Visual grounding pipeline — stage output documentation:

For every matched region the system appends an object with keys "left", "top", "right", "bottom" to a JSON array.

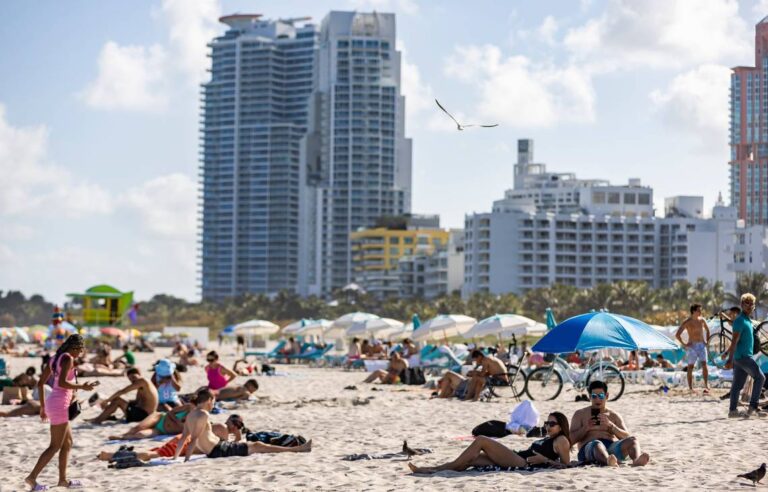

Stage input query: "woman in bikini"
[
  {"left": 205, "top": 351, "right": 236, "bottom": 392},
  {"left": 408, "top": 412, "right": 573, "bottom": 473},
  {"left": 25, "top": 334, "right": 98, "bottom": 491},
  {"left": 107, "top": 402, "right": 194, "bottom": 440}
]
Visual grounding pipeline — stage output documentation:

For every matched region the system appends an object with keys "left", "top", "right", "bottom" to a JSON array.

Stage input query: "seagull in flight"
[{"left": 435, "top": 99, "right": 499, "bottom": 131}]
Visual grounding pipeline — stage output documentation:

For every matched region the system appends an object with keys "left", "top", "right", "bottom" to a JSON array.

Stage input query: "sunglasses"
[
  {"left": 543, "top": 421, "right": 559, "bottom": 427},
  {"left": 590, "top": 393, "right": 607, "bottom": 400}
]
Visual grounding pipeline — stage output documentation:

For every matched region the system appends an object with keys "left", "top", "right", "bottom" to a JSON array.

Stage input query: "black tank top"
[{"left": 517, "top": 436, "right": 559, "bottom": 462}]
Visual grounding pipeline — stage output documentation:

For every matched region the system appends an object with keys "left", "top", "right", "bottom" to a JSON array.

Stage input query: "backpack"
[
  {"left": 401, "top": 367, "right": 426, "bottom": 385},
  {"left": 471, "top": 420, "right": 511, "bottom": 438}
]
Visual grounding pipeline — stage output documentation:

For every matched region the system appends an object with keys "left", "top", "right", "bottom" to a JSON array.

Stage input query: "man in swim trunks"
[
  {"left": 215, "top": 379, "right": 259, "bottom": 401},
  {"left": 570, "top": 380, "right": 650, "bottom": 467},
  {"left": 89, "top": 368, "right": 159, "bottom": 424},
  {"left": 363, "top": 351, "right": 408, "bottom": 384},
  {"left": 675, "top": 303, "right": 711, "bottom": 393},
  {"left": 174, "top": 389, "right": 312, "bottom": 461},
  {"left": 465, "top": 350, "right": 508, "bottom": 401}
]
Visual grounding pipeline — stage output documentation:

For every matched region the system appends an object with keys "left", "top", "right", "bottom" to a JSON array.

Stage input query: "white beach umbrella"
[
  {"left": 346, "top": 318, "right": 403, "bottom": 338},
  {"left": 295, "top": 319, "right": 332, "bottom": 337},
  {"left": 412, "top": 314, "right": 477, "bottom": 342},
  {"left": 378, "top": 322, "right": 415, "bottom": 341},
  {"left": 233, "top": 319, "right": 279, "bottom": 337},
  {"left": 282, "top": 319, "right": 317, "bottom": 335},
  {"left": 463, "top": 314, "right": 538, "bottom": 339},
  {"left": 326, "top": 312, "right": 380, "bottom": 338}
]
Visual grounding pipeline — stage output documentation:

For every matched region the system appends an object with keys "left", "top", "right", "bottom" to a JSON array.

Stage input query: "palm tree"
[{"left": 726, "top": 272, "right": 768, "bottom": 318}]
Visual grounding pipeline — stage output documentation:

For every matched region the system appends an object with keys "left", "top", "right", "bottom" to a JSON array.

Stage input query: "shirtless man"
[
  {"left": 90, "top": 368, "right": 159, "bottom": 424},
  {"left": 675, "top": 303, "right": 711, "bottom": 393},
  {"left": 364, "top": 351, "right": 408, "bottom": 384},
  {"left": 216, "top": 379, "right": 259, "bottom": 401},
  {"left": 173, "top": 389, "right": 311, "bottom": 461},
  {"left": 571, "top": 380, "right": 649, "bottom": 467},
  {"left": 437, "top": 350, "right": 507, "bottom": 401},
  {"left": 402, "top": 339, "right": 417, "bottom": 358}
]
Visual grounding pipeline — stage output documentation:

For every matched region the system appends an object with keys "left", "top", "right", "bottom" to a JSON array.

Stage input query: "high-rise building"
[
  {"left": 200, "top": 15, "right": 318, "bottom": 301},
  {"left": 299, "top": 11, "right": 412, "bottom": 295},
  {"left": 730, "top": 18, "right": 768, "bottom": 225}
]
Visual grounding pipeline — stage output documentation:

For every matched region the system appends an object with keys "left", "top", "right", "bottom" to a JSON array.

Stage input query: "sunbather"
[
  {"left": 89, "top": 368, "right": 159, "bottom": 424},
  {"left": 363, "top": 352, "right": 408, "bottom": 384},
  {"left": 0, "top": 384, "right": 51, "bottom": 418},
  {"left": 570, "top": 380, "right": 649, "bottom": 467},
  {"left": 409, "top": 412, "right": 572, "bottom": 473},
  {"left": 107, "top": 402, "right": 194, "bottom": 440},
  {"left": 216, "top": 379, "right": 259, "bottom": 401},
  {"left": 12, "top": 366, "right": 38, "bottom": 389},
  {"left": 173, "top": 389, "right": 311, "bottom": 461}
]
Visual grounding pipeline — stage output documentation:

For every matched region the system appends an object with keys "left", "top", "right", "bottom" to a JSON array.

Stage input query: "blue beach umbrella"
[
  {"left": 532, "top": 312, "right": 678, "bottom": 354},
  {"left": 412, "top": 314, "right": 421, "bottom": 330},
  {"left": 545, "top": 308, "right": 557, "bottom": 331}
]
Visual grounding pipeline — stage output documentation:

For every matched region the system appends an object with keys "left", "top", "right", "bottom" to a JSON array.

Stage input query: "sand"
[{"left": 1, "top": 347, "right": 765, "bottom": 491}]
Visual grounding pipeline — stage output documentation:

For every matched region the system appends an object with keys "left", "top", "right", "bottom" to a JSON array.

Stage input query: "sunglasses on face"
[
  {"left": 591, "top": 393, "right": 607, "bottom": 400},
  {"left": 543, "top": 421, "right": 559, "bottom": 427}
]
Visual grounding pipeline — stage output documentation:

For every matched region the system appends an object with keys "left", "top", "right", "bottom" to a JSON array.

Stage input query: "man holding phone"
[{"left": 570, "top": 380, "right": 650, "bottom": 467}]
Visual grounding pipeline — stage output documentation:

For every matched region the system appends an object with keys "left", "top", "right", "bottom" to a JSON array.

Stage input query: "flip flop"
[
  {"left": 31, "top": 484, "right": 48, "bottom": 491},
  {"left": 64, "top": 480, "right": 83, "bottom": 489}
]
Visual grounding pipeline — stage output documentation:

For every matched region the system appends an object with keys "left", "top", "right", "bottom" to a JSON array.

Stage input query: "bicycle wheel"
[
  {"left": 525, "top": 367, "right": 563, "bottom": 401},
  {"left": 756, "top": 321, "right": 768, "bottom": 357},
  {"left": 707, "top": 330, "right": 731, "bottom": 360},
  {"left": 487, "top": 365, "right": 527, "bottom": 399},
  {"left": 586, "top": 365, "right": 625, "bottom": 401}
]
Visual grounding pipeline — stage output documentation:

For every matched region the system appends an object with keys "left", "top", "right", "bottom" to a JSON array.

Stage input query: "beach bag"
[
  {"left": 246, "top": 431, "right": 307, "bottom": 447},
  {"left": 472, "top": 420, "right": 511, "bottom": 438},
  {"left": 506, "top": 400, "right": 539, "bottom": 433},
  {"left": 401, "top": 367, "right": 426, "bottom": 385}
]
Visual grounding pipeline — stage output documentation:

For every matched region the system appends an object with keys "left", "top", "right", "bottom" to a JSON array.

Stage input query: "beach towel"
[{"left": 506, "top": 400, "right": 539, "bottom": 433}]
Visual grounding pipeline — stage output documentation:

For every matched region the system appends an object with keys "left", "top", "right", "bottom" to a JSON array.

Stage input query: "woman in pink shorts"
[{"left": 25, "top": 334, "right": 98, "bottom": 491}]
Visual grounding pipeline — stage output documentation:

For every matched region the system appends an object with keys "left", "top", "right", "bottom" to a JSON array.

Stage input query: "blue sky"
[{"left": 0, "top": 0, "right": 765, "bottom": 303}]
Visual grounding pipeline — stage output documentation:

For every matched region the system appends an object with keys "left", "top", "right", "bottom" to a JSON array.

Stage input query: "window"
[
  {"left": 607, "top": 192, "right": 621, "bottom": 204},
  {"left": 593, "top": 191, "right": 606, "bottom": 204},
  {"left": 624, "top": 193, "right": 636, "bottom": 204},
  {"left": 638, "top": 194, "right": 651, "bottom": 205}
]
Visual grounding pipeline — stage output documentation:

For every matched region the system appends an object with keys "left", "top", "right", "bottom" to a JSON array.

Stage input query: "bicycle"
[
  {"left": 484, "top": 364, "right": 527, "bottom": 399},
  {"left": 524, "top": 353, "right": 625, "bottom": 401},
  {"left": 707, "top": 313, "right": 768, "bottom": 362}
]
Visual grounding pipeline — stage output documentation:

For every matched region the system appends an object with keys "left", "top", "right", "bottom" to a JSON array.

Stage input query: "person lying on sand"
[
  {"left": 363, "top": 351, "right": 408, "bottom": 384},
  {"left": 570, "top": 380, "right": 649, "bottom": 467},
  {"left": 183, "top": 379, "right": 259, "bottom": 403},
  {"left": 89, "top": 368, "right": 159, "bottom": 424},
  {"left": 76, "top": 361, "right": 125, "bottom": 377},
  {"left": 173, "top": 390, "right": 311, "bottom": 461},
  {"left": 409, "top": 412, "right": 572, "bottom": 473},
  {"left": 107, "top": 403, "right": 194, "bottom": 440}
]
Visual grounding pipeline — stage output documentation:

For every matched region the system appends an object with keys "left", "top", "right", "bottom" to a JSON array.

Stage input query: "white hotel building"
[{"left": 463, "top": 140, "right": 768, "bottom": 296}]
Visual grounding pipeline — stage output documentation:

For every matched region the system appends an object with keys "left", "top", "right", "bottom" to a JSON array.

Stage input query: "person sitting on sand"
[
  {"left": 437, "top": 350, "right": 507, "bottom": 401},
  {"left": 205, "top": 351, "right": 237, "bottom": 391},
  {"left": 570, "top": 380, "right": 649, "bottom": 467},
  {"left": 173, "top": 389, "right": 312, "bottom": 461},
  {"left": 114, "top": 346, "right": 136, "bottom": 368},
  {"left": 345, "top": 338, "right": 362, "bottom": 369},
  {"left": 89, "top": 344, "right": 114, "bottom": 368},
  {"left": 12, "top": 366, "right": 38, "bottom": 389},
  {"left": 409, "top": 412, "right": 572, "bottom": 473},
  {"left": 402, "top": 338, "right": 417, "bottom": 358},
  {"left": 363, "top": 351, "right": 408, "bottom": 384},
  {"left": 152, "top": 360, "right": 182, "bottom": 411},
  {"left": 0, "top": 383, "right": 52, "bottom": 418},
  {"left": 107, "top": 402, "right": 194, "bottom": 440},
  {"left": 233, "top": 359, "right": 256, "bottom": 376},
  {"left": 370, "top": 340, "right": 386, "bottom": 359},
  {"left": 89, "top": 368, "right": 159, "bottom": 424}
]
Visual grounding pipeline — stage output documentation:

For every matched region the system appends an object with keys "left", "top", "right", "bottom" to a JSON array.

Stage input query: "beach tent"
[
  {"left": 532, "top": 312, "right": 678, "bottom": 354},
  {"left": 463, "top": 314, "right": 538, "bottom": 339},
  {"left": 412, "top": 314, "right": 477, "bottom": 342}
]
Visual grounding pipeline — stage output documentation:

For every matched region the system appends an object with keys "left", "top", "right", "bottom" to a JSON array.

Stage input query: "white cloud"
[
  {"left": 444, "top": 44, "right": 595, "bottom": 128},
  {"left": 0, "top": 104, "right": 112, "bottom": 218},
  {"left": 158, "top": 0, "right": 221, "bottom": 78},
  {"left": 565, "top": 0, "right": 750, "bottom": 70},
  {"left": 347, "top": 0, "right": 419, "bottom": 15},
  {"left": 81, "top": 41, "right": 168, "bottom": 111},
  {"left": 537, "top": 16, "right": 559, "bottom": 45},
  {"left": 649, "top": 64, "right": 731, "bottom": 148},
  {"left": 397, "top": 40, "right": 434, "bottom": 124},
  {"left": 121, "top": 173, "right": 197, "bottom": 240},
  {"left": 754, "top": 0, "right": 768, "bottom": 20}
]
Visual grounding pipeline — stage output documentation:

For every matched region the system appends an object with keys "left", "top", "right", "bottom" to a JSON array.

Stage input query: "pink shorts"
[{"left": 46, "top": 391, "right": 72, "bottom": 425}]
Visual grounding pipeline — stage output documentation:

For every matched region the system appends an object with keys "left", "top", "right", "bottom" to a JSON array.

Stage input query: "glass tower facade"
[
  {"left": 730, "top": 18, "right": 768, "bottom": 225},
  {"left": 200, "top": 15, "right": 318, "bottom": 300},
  {"left": 299, "top": 11, "right": 412, "bottom": 295}
]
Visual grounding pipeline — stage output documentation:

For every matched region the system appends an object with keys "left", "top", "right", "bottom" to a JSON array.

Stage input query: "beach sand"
[{"left": 1, "top": 348, "right": 764, "bottom": 491}]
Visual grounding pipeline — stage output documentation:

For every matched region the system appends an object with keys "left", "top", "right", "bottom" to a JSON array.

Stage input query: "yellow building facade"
[{"left": 350, "top": 228, "right": 450, "bottom": 278}]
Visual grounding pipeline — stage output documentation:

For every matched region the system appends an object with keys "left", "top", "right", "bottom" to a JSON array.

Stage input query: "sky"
[{"left": 1, "top": 0, "right": 767, "bottom": 303}]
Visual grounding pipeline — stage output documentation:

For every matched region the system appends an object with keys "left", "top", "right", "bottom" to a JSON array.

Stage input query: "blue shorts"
[
  {"left": 686, "top": 342, "right": 707, "bottom": 366},
  {"left": 578, "top": 438, "right": 628, "bottom": 463}
]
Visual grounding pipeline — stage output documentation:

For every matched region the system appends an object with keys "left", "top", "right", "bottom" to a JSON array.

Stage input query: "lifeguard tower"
[{"left": 67, "top": 285, "right": 134, "bottom": 326}]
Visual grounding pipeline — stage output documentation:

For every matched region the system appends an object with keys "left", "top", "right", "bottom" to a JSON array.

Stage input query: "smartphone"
[
  {"left": 91, "top": 380, "right": 101, "bottom": 387},
  {"left": 591, "top": 408, "right": 600, "bottom": 424}
]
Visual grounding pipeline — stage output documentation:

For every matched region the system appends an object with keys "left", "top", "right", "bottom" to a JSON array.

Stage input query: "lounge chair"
[
  {"left": 0, "top": 358, "right": 6, "bottom": 377},
  {"left": 293, "top": 344, "right": 334, "bottom": 365},
  {"left": 245, "top": 340, "right": 286, "bottom": 360}
]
